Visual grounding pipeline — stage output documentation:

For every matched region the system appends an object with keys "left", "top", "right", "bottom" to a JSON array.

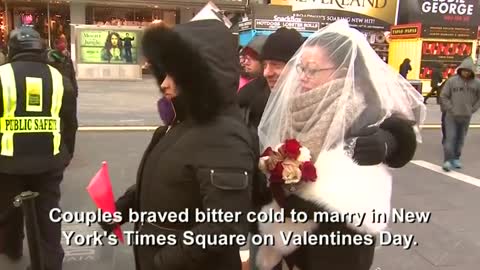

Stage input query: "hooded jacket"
[
  {"left": 115, "top": 20, "right": 256, "bottom": 270},
  {"left": 440, "top": 58, "right": 480, "bottom": 116}
]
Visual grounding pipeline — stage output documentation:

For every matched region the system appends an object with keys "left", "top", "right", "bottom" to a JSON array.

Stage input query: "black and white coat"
[{"left": 254, "top": 117, "right": 417, "bottom": 270}]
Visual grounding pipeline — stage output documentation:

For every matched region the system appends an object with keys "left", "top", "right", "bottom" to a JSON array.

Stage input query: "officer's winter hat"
[
  {"left": 8, "top": 27, "right": 45, "bottom": 58},
  {"left": 261, "top": 27, "right": 305, "bottom": 63}
]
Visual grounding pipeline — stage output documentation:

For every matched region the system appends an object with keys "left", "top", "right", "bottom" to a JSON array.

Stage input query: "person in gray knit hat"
[
  {"left": 239, "top": 35, "right": 268, "bottom": 89},
  {"left": 238, "top": 35, "right": 269, "bottom": 114}
]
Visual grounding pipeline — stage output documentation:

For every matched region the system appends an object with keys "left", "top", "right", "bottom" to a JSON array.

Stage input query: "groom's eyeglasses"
[{"left": 296, "top": 64, "right": 335, "bottom": 78}]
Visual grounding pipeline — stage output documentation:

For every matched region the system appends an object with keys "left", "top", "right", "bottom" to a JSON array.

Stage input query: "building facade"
[{"left": 0, "top": 0, "right": 248, "bottom": 50}]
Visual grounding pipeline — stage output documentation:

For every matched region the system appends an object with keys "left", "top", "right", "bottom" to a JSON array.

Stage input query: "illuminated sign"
[
  {"left": 398, "top": 0, "right": 479, "bottom": 27},
  {"left": 270, "top": 0, "right": 398, "bottom": 30},
  {"left": 390, "top": 24, "right": 421, "bottom": 38},
  {"left": 78, "top": 29, "right": 140, "bottom": 64},
  {"left": 421, "top": 41, "right": 472, "bottom": 60},
  {"left": 419, "top": 41, "right": 473, "bottom": 79}
]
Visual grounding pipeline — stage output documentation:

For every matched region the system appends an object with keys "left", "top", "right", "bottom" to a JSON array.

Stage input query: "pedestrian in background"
[
  {"left": 47, "top": 38, "right": 78, "bottom": 97},
  {"left": 440, "top": 57, "right": 480, "bottom": 171},
  {"left": 424, "top": 62, "right": 444, "bottom": 104},
  {"left": 237, "top": 35, "right": 268, "bottom": 124},
  {"left": 399, "top": 58, "right": 412, "bottom": 79}
]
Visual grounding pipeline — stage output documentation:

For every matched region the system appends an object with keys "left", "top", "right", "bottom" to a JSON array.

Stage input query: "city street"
[
  {"left": 1, "top": 78, "right": 480, "bottom": 270},
  {"left": 75, "top": 76, "right": 480, "bottom": 127}
]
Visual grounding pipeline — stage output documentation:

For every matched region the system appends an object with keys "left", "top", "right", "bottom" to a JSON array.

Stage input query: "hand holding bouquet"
[{"left": 259, "top": 139, "right": 318, "bottom": 198}]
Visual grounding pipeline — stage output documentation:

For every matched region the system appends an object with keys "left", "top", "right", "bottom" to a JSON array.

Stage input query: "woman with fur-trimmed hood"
[
  {"left": 106, "top": 20, "right": 256, "bottom": 270},
  {"left": 255, "top": 20, "right": 426, "bottom": 270}
]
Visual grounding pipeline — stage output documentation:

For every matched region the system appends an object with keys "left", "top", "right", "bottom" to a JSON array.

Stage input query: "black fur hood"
[{"left": 142, "top": 20, "right": 240, "bottom": 123}]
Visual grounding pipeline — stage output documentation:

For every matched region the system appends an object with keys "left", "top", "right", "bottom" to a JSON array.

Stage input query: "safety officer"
[{"left": 0, "top": 27, "right": 77, "bottom": 270}]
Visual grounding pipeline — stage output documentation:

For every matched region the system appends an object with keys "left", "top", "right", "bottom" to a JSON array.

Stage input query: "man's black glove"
[{"left": 351, "top": 126, "right": 397, "bottom": 166}]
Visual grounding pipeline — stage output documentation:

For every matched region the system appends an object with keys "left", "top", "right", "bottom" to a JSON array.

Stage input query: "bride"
[{"left": 255, "top": 20, "right": 426, "bottom": 270}]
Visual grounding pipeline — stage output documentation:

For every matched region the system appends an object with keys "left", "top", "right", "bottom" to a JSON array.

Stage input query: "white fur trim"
[
  {"left": 255, "top": 147, "right": 392, "bottom": 268},
  {"left": 256, "top": 201, "right": 317, "bottom": 269},
  {"left": 297, "top": 146, "right": 392, "bottom": 234},
  {"left": 258, "top": 201, "right": 317, "bottom": 255},
  {"left": 256, "top": 245, "right": 283, "bottom": 270}
]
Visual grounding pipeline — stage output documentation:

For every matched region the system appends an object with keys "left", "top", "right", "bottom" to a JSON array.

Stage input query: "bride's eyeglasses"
[{"left": 296, "top": 64, "right": 335, "bottom": 78}]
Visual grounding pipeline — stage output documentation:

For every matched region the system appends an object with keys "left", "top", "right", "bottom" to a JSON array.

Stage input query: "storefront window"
[
  {"left": 86, "top": 6, "right": 179, "bottom": 27},
  {"left": 4, "top": 1, "right": 70, "bottom": 49},
  {"left": 0, "top": 1, "right": 6, "bottom": 50},
  {"left": 49, "top": 4, "right": 70, "bottom": 43}
]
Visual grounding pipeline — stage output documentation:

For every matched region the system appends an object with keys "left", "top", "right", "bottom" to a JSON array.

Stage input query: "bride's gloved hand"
[{"left": 350, "top": 126, "right": 397, "bottom": 166}]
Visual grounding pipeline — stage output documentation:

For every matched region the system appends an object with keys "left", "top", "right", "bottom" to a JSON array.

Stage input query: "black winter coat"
[
  {"left": 431, "top": 68, "right": 444, "bottom": 89},
  {"left": 116, "top": 20, "right": 257, "bottom": 270},
  {"left": 117, "top": 111, "right": 255, "bottom": 270},
  {"left": 237, "top": 77, "right": 270, "bottom": 128}
]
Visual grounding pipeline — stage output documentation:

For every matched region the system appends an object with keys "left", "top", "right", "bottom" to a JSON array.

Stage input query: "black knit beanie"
[{"left": 261, "top": 27, "right": 305, "bottom": 63}]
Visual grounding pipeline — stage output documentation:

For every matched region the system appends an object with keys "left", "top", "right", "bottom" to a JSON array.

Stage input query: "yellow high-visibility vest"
[{"left": 0, "top": 64, "right": 64, "bottom": 156}]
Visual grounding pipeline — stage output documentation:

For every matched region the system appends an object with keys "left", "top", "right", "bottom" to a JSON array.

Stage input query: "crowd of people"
[
  {"left": 102, "top": 18, "right": 424, "bottom": 270},
  {"left": 1, "top": 11, "right": 478, "bottom": 270}
]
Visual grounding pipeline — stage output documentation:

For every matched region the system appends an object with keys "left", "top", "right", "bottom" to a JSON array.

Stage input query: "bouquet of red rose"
[{"left": 259, "top": 139, "right": 318, "bottom": 206}]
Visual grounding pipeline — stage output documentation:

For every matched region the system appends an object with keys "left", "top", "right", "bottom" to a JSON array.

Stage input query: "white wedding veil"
[{"left": 257, "top": 20, "right": 426, "bottom": 159}]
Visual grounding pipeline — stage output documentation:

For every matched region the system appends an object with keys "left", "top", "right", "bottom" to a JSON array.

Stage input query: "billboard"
[
  {"left": 421, "top": 25, "right": 477, "bottom": 39},
  {"left": 398, "top": 0, "right": 479, "bottom": 27},
  {"left": 241, "top": 5, "right": 321, "bottom": 32},
  {"left": 270, "top": 0, "right": 398, "bottom": 30},
  {"left": 78, "top": 29, "right": 139, "bottom": 64},
  {"left": 419, "top": 41, "right": 473, "bottom": 79},
  {"left": 398, "top": 0, "right": 480, "bottom": 39}
]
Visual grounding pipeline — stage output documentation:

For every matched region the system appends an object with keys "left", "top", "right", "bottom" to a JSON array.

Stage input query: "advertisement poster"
[
  {"left": 421, "top": 25, "right": 477, "bottom": 39},
  {"left": 398, "top": 0, "right": 480, "bottom": 39},
  {"left": 79, "top": 29, "right": 139, "bottom": 64},
  {"left": 398, "top": 0, "right": 479, "bottom": 26},
  {"left": 270, "top": 0, "right": 398, "bottom": 30},
  {"left": 247, "top": 4, "right": 320, "bottom": 32},
  {"left": 419, "top": 41, "right": 473, "bottom": 79},
  {"left": 254, "top": 16, "right": 320, "bottom": 32}
]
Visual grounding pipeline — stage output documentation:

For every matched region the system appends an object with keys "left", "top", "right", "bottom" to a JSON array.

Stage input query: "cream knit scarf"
[{"left": 282, "top": 78, "right": 366, "bottom": 159}]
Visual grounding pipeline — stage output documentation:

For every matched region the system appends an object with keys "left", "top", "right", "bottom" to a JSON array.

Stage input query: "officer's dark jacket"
[
  {"left": 115, "top": 20, "right": 256, "bottom": 270},
  {"left": 0, "top": 52, "right": 77, "bottom": 174}
]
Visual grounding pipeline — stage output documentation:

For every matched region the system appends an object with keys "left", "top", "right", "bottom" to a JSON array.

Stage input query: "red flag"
[{"left": 87, "top": 161, "right": 124, "bottom": 243}]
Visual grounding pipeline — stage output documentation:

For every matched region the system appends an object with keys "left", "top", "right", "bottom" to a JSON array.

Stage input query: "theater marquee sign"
[{"left": 270, "top": 0, "right": 398, "bottom": 30}]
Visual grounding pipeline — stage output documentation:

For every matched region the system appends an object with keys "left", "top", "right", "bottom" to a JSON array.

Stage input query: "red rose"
[
  {"left": 269, "top": 162, "right": 284, "bottom": 183},
  {"left": 283, "top": 139, "right": 301, "bottom": 159},
  {"left": 261, "top": 147, "right": 274, "bottom": 157},
  {"left": 301, "top": 161, "right": 317, "bottom": 181}
]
